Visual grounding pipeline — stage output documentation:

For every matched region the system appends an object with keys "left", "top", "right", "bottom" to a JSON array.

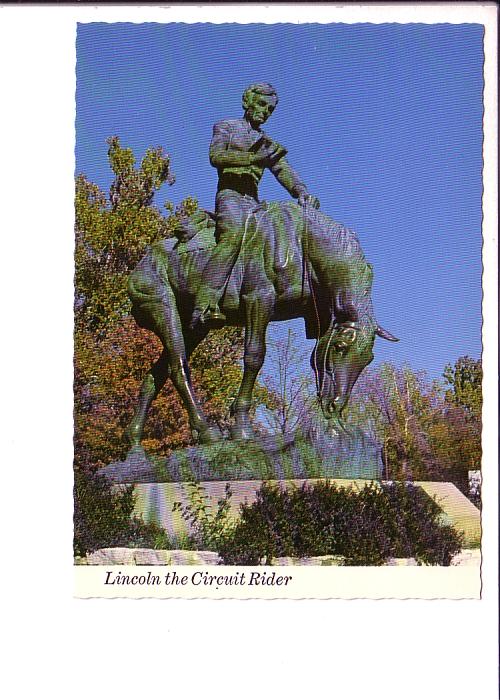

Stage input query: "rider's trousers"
[{"left": 198, "top": 189, "right": 259, "bottom": 299}]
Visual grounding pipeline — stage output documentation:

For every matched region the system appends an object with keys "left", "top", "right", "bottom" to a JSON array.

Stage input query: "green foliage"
[
  {"left": 443, "top": 356, "right": 482, "bottom": 419},
  {"left": 74, "top": 469, "right": 172, "bottom": 556},
  {"left": 191, "top": 481, "right": 463, "bottom": 566},
  {"left": 347, "top": 361, "right": 482, "bottom": 492},
  {"left": 107, "top": 136, "right": 175, "bottom": 210},
  {"left": 75, "top": 138, "right": 178, "bottom": 333},
  {"left": 173, "top": 482, "right": 237, "bottom": 552}
]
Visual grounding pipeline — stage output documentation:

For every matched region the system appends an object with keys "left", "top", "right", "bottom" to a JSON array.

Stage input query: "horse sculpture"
[{"left": 126, "top": 201, "right": 397, "bottom": 447}]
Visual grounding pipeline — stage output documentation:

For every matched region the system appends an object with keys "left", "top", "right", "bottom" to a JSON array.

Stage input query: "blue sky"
[{"left": 76, "top": 22, "right": 484, "bottom": 380}]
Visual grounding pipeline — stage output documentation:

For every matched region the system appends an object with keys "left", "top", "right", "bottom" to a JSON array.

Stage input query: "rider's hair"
[{"left": 242, "top": 82, "right": 279, "bottom": 110}]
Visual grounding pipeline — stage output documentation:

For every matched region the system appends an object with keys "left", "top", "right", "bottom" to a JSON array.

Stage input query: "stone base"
[
  {"left": 76, "top": 547, "right": 480, "bottom": 567},
  {"left": 417, "top": 482, "right": 481, "bottom": 548},
  {"left": 129, "top": 478, "right": 481, "bottom": 550},
  {"left": 80, "top": 548, "right": 219, "bottom": 566},
  {"left": 98, "top": 426, "right": 383, "bottom": 484}
]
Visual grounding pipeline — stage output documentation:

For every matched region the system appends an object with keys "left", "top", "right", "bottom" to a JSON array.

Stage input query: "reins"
[
  {"left": 301, "top": 205, "right": 362, "bottom": 401},
  {"left": 301, "top": 203, "right": 323, "bottom": 396}
]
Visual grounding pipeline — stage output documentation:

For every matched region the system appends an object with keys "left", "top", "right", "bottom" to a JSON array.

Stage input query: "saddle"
[{"left": 171, "top": 201, "right": 304, "bottom": 303}]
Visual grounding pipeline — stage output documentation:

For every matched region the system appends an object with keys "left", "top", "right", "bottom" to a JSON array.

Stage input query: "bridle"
[{"left": 301, "top": 203, "right": 363, "bottom": 398}]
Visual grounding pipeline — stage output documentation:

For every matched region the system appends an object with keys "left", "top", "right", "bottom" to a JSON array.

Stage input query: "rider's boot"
[{"left": 191, "top": 288, "right": 227, "bottom": 329}]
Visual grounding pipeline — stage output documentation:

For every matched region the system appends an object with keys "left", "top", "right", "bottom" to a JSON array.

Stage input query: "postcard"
[
  {"left": 2, "top": 4, "right": 498, "bottom": 698},
  {"left": 67, "top": 5, "right": 499, "bottom": 602}
]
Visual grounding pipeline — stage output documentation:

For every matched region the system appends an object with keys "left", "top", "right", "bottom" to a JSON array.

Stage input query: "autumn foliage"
[
  {"left": 346, "top": 358, "right": 482, "bottom": 494},
  {"left": 74, "top": 137, "right": 245, "bottom": 470},
  {"left": 74, "top": 138, "right": 482, "bottom": 495}
]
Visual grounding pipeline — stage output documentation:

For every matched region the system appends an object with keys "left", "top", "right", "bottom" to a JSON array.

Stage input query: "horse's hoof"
[
  {"left": 125, "top": 424, "right": 143, "bottom": 447},
  {"left": 127, "top": 445, "right": 148, "bottom": 461},
  {"left": 197, "top": 425, "right": 224, "bottom": 444}
]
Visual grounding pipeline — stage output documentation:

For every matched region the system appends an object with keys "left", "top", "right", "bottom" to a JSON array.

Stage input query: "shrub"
[
  {"left": 74, "top": 469, "right": 173, "bottom": 556},
  {"left": 209, "top": 481, "right": 464, "bottom": 566},
  {"left": 173, "top": 482, "right": 237, "bottom": 553}
]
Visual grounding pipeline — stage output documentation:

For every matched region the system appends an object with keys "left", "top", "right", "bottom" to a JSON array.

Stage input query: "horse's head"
[{"left": 313, "top": 320, "right": 398, "bottom": 420}]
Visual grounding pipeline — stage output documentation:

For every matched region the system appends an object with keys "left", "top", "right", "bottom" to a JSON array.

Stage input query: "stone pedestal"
[
  {"left": 97, "top": 432, "right": 480, "bottom": 551},
  {"left": 98, "top": 426, "right": 383, "bottom": 484},
  {"left": 417, "top": 481, "right": 481, "bottom": 548},
  {"left": 125, "top": 478, "right": 480, "bottom": 549}
]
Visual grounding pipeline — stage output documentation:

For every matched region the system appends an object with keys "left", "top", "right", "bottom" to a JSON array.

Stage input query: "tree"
[
  {"left": 438, "top": 356, "right": 482, "bottom": 492},
  {"left": 74, "top": 137, "right": 246, "bottom": 468},
  {"left": 348, "top": 364, "right": 444, "bottom": 481},
  {"left": 347, "top": 359, "right": 482, "bottom": 494},
  {"left": 256, "top": 327, "right": 315, "bottom": 436},
  {"left": 75, "top": 136, "right": 180, "bottom": 333},
  {"left": 443, "top": 356, "right": 482, "bottom": 419}
]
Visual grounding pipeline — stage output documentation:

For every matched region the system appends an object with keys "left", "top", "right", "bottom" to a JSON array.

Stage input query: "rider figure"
[{"left": 191, "top": 82, "right": 320, "bottom": 328}]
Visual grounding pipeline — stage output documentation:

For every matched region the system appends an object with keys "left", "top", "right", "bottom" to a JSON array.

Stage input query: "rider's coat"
[
  {"left": 202, "top": 118, "right": 309, "bottom": 293},
  {"left": 210, "top": 118, "right": 307, "bottom": 200}
]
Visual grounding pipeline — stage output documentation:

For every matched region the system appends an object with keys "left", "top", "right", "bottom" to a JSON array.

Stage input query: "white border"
[{"left": 1, "top": 4, "right": 497, "bottom": 699}]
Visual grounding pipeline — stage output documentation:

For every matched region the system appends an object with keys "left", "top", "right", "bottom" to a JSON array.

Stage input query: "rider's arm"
[
  {"left": 270, "top": 153, "right": 320, "bottom": 208},
  {"left": 209, "top": 122, "right": 255, "bottom": 169},
  {"left": 269, "top": 157, "right": 308, "bottom": 199}
]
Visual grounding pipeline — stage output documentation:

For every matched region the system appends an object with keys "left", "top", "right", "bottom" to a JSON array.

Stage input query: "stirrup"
[
  {"left": 204, "top": 304, "right": 226, "bottom": 327},
  {"left": 191, "top": 303, "right": 226, "bottom": 329}
]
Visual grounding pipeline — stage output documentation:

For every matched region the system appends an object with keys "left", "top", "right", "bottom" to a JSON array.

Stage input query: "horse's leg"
[
  {"left": 126, "top": 349, "right": 170, "bottom": 448},
  {"left": 130, "top": 299, "right": 222, "bottom": 446},
  {"left": 162, "top": 315, "right": 223, "bottom": 445},
  {"left": 125, "top": 326, "right": 212, "bottom": 448},
  {"left": 231, "top": 290, "right": 274, "bottom": 440}
]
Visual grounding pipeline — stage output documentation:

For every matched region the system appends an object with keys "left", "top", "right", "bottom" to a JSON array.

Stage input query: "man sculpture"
[{"left": 191, "top": 82, "right": 320, "bottom": 327}]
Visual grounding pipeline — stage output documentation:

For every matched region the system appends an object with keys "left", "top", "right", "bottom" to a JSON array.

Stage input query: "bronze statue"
[
  {"left": 126, "top": 83, "right": 398, "bottom": 447},
  {"left": 191, "top": 82, "right": 320, "bottom": 327}
]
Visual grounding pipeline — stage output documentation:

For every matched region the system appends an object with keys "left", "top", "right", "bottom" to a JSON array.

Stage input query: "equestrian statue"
[{"left": 126, "top": 82, "right": 398, "bottom": 447}]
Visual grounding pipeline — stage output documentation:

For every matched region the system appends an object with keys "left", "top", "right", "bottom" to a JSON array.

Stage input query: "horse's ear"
[{"left": 376, "top": 325, "right": 399, "bottom": 342}]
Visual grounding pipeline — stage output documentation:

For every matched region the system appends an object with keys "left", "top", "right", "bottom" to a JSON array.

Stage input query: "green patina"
[{"left": 123, "top": 82, "right": 397, "bottom": 459}]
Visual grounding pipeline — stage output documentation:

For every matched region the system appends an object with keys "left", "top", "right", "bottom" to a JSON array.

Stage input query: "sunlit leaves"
[
  {"left": 443, "top": 356, "right": 482, "bottom": 420},
  {"left": 74, "top": 138, "right": 247, "bottom": 468},
  {"left": 347, "top": 361, "right": 482, "bottom": 491}
]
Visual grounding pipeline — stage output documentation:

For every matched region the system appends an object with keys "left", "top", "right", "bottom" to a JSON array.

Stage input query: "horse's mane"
[
  {"left": 303, "top": 205, "right": 367, "bottom": 268},
  {"left": 299, "top": 205, "right": 377, "bottom": 334}
]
